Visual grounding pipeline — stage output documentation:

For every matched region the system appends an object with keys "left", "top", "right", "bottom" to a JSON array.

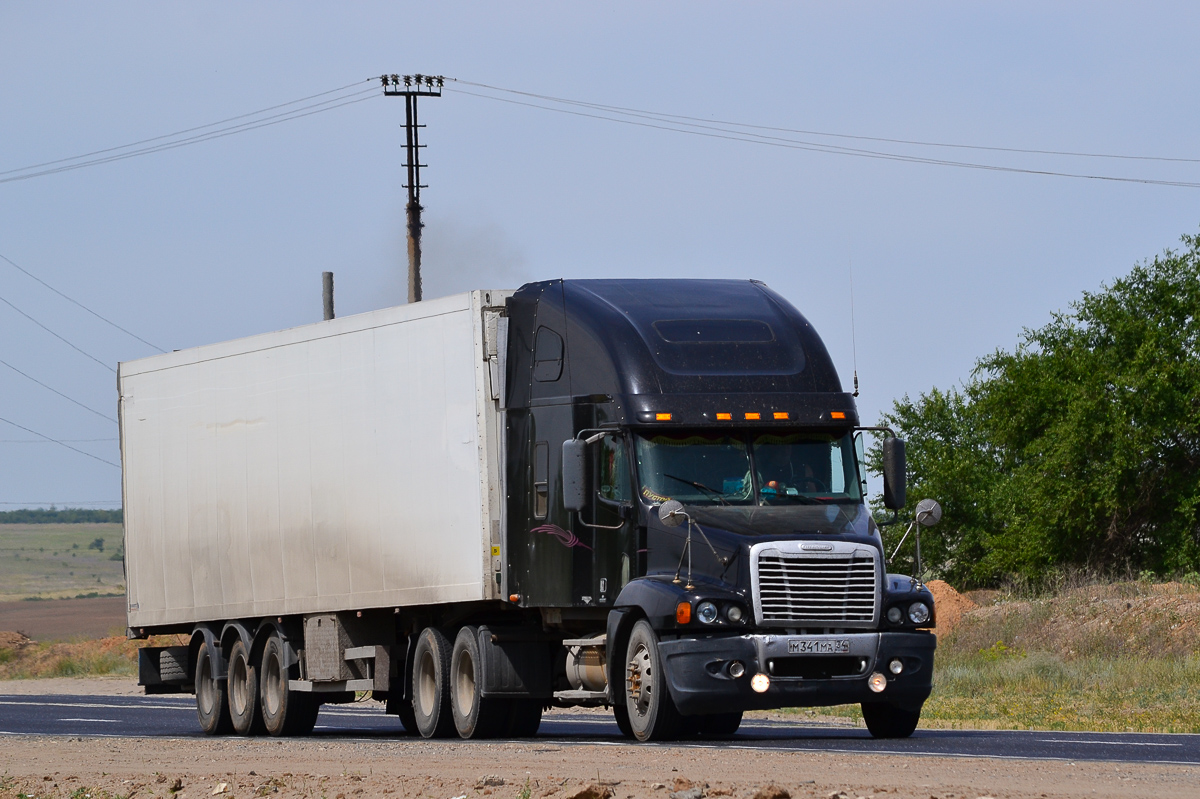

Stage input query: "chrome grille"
[{"left": 754, "top": 546, "right": 879, "bottom": 627}]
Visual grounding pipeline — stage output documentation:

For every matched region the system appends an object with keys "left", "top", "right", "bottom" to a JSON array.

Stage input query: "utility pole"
[{"left": 382, "top": 74, "right": 443, "bottom": 303}]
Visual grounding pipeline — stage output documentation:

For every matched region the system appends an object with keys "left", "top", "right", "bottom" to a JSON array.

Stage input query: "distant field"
[{"left": 0, "top": 523, "right": 125, "bottom": 601}]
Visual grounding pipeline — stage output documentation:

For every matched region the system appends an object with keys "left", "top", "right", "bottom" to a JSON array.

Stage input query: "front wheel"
[
  {"left": 861, "top": 702, "right": 922, "bottom": 738},
  {"left": 623, "top": 620, "right": 682, "bottom": 741}
]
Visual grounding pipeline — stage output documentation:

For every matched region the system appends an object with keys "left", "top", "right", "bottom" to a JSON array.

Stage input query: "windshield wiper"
[
  {"left": 759, "top": 490, "right": 827, "bottom": 505},
  {"left": 663, "top": 474, "right": 731, "bottom": 506}
]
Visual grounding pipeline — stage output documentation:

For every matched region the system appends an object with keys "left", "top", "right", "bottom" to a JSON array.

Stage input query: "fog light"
[
  {"left": 889, "top": 658, "right": 904, "bottom": 675},
  {"left": 727, "top": 660, "right": 746, "bottom": 679},
  {"left": 751, "top": 673, "right": 770, "bottom": 693},
  {"left": 726, "top": 605, "right": 744, "bottom": 623},
  {"left": 697, "top": 601, "right": 718, "bottom": 624},
  {"left": 868, "top": 672, "right": 888, "bottom": 693},
  {"left": 908, "top": 602, "right": 931, "bottom": 624},
  {"left": 887, "top": 607, "right": 903, "bottom": 624}
]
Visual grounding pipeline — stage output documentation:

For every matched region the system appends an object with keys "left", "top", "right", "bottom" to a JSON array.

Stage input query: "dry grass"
[
  {"left": 0, "top": 632, "right": 186, "bottom": 680},
  {"left": 813, "top": 579, "right": 1200, "bottom": 733}
]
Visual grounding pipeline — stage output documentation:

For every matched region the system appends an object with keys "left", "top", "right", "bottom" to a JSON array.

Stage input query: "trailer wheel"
[
  {"left": 623, "top": 620, "right": 682, "bottom": 741},
  {"left": 696, "top": 711, "right": 742, "bottom": 738},
  {"left": 450, "top": 626, "right": 506, "bottom": 738},
  {"left": 195, "top": 640, "right": 232, "bottom": 735},
  {"left": 861, "top": 702, "right": 922, "bottom": 738},
  {"left": 228, "top": 638, "right": 264, "bottom": 735},
  {"left": 504, "top": 699, "right": 543, "bottom": 737},
  {"left": 412, "top": 627, "right": 455, "bottom": 738},
  {"left": 259, "top": 634, "right": 318, "bottom": 736}
]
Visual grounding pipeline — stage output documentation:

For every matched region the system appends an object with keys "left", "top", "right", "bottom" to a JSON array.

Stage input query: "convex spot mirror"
[
  {"left": 915, "top": 498, "right": 942, "bottom": 527},
  {"left": 562, "top": 439, "right": 586, "bottom": 511},
  {"left": 658, "top": 499, "right": 686, "bottom": 527},
  {"left": 881, "top": 437, "right": 907, "bottom": 510}
]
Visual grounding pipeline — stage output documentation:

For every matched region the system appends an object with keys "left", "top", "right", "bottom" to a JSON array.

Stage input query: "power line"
[
  {"left": 0, "top": 501, "right": 121, "bottom": 505},
  {"left": 0, "top": 251, "right": 163, "bottom": 352},
  {"left": 0, "top": 292, "right": 115, "bottom": 373},
  {"left": 0, "top": 358, "right": 117, "bottom": 423},
  {"left": 0, "top": 415, "right": 120, "bottom": 468},
  {"left": 0, "top": 87, "right": 379, "bottom": 185},
  {"left": 0, "top": 438, "right": 117, "bottom": 443},
  {"left": 453, "top": 78, "right": 1200, "bottom": 165},
  {"left": 0, "top": 79, "right": 376, "bottom": 178},
  {"left": 447, "top": 81, "right": 1200, "bottom": 189}
]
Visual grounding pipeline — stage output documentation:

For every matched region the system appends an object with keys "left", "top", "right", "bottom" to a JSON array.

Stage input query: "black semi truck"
[{"left": 123, "top": 278, "right": 936, "bottom": 741}]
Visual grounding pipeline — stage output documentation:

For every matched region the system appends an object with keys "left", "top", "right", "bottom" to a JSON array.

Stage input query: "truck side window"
[
  {"left": 532, "top": 327, "right": 564, "bottom": 382},
  {"left": 533, "top": 441, "right": 549, "bottom": 519},
  {"left": 598, "top": 434, "right": 630, "bottom": 502}
]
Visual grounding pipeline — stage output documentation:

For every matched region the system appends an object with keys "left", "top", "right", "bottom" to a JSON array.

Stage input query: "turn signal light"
[
  {"left": 509, "top": 594, "right": 520, "bottom": 603},
  {"left": 676, "top": 601, "right": 692, "bottom": 624},
  {"left": 655, "top": 412, "right": 672, "bottom": 421},
  {"left": 744, "top": 412, "right": 761, "bottom": 420}
]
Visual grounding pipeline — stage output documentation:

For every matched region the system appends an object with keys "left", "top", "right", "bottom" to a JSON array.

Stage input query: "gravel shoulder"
[{"left": 1, "top": 734, "right": 1196, "bottom": 799}]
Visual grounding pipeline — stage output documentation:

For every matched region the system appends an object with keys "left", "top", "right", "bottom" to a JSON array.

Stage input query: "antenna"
[{"left": 849, "top": 248, "right": 859, "bottom": 397}]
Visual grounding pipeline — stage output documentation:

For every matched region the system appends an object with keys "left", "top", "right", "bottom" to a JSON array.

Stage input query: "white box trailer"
[{"left": 120, "top": 290, "right": 512, "bottom": 631}]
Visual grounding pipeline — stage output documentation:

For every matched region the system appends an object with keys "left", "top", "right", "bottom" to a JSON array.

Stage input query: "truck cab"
[{"left": 502, "top": 278, "right": 935, "bottom": 740}]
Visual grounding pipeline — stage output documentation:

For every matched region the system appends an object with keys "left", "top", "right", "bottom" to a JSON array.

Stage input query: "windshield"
[{"left": 636, "top": 430, "right": 863, "bottom": 507}]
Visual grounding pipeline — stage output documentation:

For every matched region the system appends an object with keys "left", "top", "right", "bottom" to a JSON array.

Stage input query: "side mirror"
[
  {"left": 562, "top": 439, "right": 586, "bottom": 511},
  {"left": 882, "top": 437, "right": 907, "bottom": 510},
  {"left": 658, "top": 499, "right": 686, "bottom": 528},
  {"left": 915, "top": 498, "right": 942, "bottom": 527}
]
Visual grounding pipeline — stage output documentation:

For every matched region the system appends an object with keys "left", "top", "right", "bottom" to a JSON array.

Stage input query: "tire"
[
  {"left": 195, "top": 640, "right": 232, "bottom": 735},
  {"left": 385, "top": 695, "right": 419, "bottom": 736},
  {"left": 696, "top": 711, "right": 742, "bottom": 738},
  {"left": 861, "top": 702, "right": 922, "bottom": 739},
  {"left": 259, "top": 633, "right": 318, "bottom": 737},
  {"left": 504, "top": 699, "right": 543, "bottom": 737},
  {"left": 228, "top": 638, "right": 264, "bottom": 736},
  {"left": 623, "top": 619, "right": 682, "bottom": 742},
  {"left": 612, "top": 702, "right": 634, "bottom": 739},
  {"left": 450, "top": 626, "right": 506, "bottom": 739},
  {"left": 412, "top": 627, "right": 455, "bottom": 738}
]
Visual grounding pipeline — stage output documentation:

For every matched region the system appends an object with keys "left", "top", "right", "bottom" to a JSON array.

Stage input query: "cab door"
[{"left": 581, "top": 432, "right": 638, "bottom": 605}]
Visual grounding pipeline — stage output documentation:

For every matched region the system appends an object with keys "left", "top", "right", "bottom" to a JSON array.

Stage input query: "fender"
[
  {"left": 252, "top": 618, "right": 302, "bottom": 672},
  {"left": 220, "top": 620, "right": 254, "bottom": 659},
  {"left": 189, "top": 624, "right": 225, "bottom": 680}
]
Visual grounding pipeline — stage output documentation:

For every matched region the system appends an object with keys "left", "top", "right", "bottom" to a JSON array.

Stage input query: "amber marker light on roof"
[
  {"left": 655, "top": 412, "right": 672, "bottom": 421},
  {"left": 744, "top": 412, "right": 761, "bottom": 420},
  {"left": 773, "top": 412, "right": 789, "bottom": 420},
  {"left": 716, "top": 412, "right": 732, "bottom": 421},
  {"left": 830, "top": 411, "right": 846, "bottom": 420}
]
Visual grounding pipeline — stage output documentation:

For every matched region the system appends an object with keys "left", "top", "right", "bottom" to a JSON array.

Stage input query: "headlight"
[
  {"left": 886, "top": 607, "right": 903, "bottom": 624},
  {"left": 908, "top": 602, "right": 931, "bottom": 624},
  {"left": 725, "top": 604, "right": 744, "bottom": 624},
  {"left": 696, "top": 601, "right": 719, "bottom": 624}
]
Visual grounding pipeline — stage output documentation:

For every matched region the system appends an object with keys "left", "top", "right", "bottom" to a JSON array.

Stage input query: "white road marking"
[
  {"left": 0, "top": 700, "right": 186, "bottom": 711},
  {"left": 58, "top": 718, "right": 121, "bottom": 723},
  {"left": 1037, "top": 739, "right": 1182, "bottom": 747}
]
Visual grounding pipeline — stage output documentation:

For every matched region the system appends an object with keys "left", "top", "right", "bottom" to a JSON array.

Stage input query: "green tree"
[{"left": 879, "top": 232, "right": 1200, "bottom": 587}]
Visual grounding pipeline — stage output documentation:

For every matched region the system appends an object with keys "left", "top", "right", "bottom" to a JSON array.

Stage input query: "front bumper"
[{"left": 655, "top": 631, "right": 935, "bottom": 716}]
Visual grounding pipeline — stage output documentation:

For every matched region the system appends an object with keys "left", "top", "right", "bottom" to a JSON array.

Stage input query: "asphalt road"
[{"left": 2, "top": 694, "right": 1198, "bottom": 766}]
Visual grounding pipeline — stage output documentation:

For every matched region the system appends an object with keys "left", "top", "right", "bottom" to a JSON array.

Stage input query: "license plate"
[{"left": 788, "top": 638, "right": 850, "bottom": 655}]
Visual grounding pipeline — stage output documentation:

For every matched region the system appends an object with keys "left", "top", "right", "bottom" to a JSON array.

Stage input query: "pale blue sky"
[{"left": 2, "top": 2, "right": 1199, "bottom": 507}]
